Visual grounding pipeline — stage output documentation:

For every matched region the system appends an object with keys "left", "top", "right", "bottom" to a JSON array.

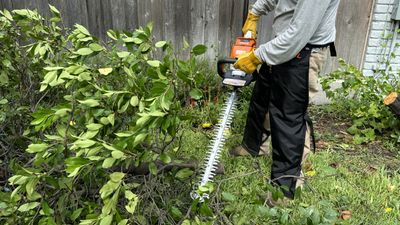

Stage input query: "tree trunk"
[{"left": 384, "top": 92, "right": 400, "bottom": 118}]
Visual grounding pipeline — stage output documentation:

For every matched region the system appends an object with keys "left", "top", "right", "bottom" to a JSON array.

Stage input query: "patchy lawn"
[{"left": 176, "top": 101, "right": 400, "bottom": 224}]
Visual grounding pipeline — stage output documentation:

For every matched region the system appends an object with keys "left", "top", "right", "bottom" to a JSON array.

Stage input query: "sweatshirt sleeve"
[
  {"left": 255, "top": 0, "right": 331, "bottom": 65},
  {"left": 251, "top": 0, "right": 277, "bottom": 16}
]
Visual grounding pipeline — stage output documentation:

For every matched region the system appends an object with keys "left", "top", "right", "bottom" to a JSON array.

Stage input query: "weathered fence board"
[
  {"left": 0, "top": 0, "right": 374, "bottom": 71},
  {"left": 322, "top": 0, "right": 375, "bottom": 74},
  {"left": 190, "top": 0, "right": 206, "bottom": 47},
  {"left": 125, "top": 0, "right": 138, "bottom": 31}
]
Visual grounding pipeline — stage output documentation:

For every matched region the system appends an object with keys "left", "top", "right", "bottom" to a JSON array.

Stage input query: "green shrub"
[
  {"left": 321, "top": 59, "right": 400, "bottom": 144},
  {"left": 0, "top": 6, "right": 217, "bottom": 225}
]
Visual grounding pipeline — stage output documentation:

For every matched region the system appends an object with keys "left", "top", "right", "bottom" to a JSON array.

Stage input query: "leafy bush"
[
  {"left": 321, "top": 59, "right": 400, "bottom": 144},
  {"left": 0, "top": 6, "right": 217, "bottom": 225}
]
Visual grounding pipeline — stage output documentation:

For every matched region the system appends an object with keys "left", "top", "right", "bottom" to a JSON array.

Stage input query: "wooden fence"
[{"left": 0, "top": 0, "right": 374, "bottom": 72}]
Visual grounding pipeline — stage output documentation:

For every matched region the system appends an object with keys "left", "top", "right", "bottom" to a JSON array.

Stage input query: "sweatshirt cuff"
[
  {"left": 254, "top": 49, "right": 264, "bottom": 63},
  {"left": 250, "top": 8, "right": 263, "bottom": 17}
]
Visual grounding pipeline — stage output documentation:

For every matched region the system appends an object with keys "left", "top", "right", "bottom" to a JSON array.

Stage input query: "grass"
[{"left": 174, "top": 93, "right": 400, "bottom": 225}]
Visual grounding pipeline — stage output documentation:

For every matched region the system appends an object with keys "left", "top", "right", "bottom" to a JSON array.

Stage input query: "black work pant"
[{"left": 242, "top": 47, "right": 312, "bottom": 199}]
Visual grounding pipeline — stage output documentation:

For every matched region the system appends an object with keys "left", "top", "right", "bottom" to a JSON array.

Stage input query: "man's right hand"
[{"left": 242, "top": 11, "right": 260, "bottom": 38}]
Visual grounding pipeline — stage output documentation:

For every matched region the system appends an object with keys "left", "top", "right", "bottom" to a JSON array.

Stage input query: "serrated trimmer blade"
[{"left": 191, "top": 91, "right": 237, "bottom": 201}]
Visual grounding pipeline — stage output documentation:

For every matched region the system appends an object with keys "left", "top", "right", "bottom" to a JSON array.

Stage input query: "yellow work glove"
[
  {"left": 242, "top": 11, "right": 260, "bottom": 38},
  {"left": 234, "top": 51, "right": 262, "bottom": 74}
]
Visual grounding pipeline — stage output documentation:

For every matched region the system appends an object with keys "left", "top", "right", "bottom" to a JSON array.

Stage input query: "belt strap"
[
  {"left": 329, "top": 42, "right": 337, "bottom": 57},
  {"left": 304, "top": 114, "right": 316, "bottom": 153},
  {"left": 306, "top": 42, "right": 337, "bottom": 57}
]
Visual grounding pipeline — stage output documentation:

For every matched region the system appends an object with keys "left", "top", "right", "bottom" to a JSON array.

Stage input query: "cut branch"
[
  {"left": 384, "top": 92, "right": 400, "bottom": 118},
  {"left": 126, "top": 160, "right": 225, "bottom": 176}
]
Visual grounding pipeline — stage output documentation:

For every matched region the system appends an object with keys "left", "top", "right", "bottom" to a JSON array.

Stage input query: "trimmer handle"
[{"left": 217, "top": 58, "right": 236, "bottom": 78}]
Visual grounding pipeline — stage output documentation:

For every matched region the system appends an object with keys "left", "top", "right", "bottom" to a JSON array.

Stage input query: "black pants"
[{"left": 241, "top": 47, "right": 312, "bottom": 199}]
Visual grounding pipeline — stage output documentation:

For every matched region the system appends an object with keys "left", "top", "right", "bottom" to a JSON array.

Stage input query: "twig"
[
  {"left": 217, "top": 170, "right": 260, "bottom": 184},
  {"left": 177, "top": 205, "right": 192, "bottom": 225},
  {"left": 64, "top": 93, "right": 76, "bottom": 158},
  {"left": 33, "top": 90, "right": 50, "bottom": 111}
]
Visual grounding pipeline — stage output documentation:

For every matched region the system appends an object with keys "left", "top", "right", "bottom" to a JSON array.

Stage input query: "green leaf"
[
  {"left": 54, "top": 108, "right": 71, "bottom": 117},
  {"left": 2, "top": 9, "right": 13, "bottom": 21},
  {"left": 256, "top": 205, "right": 270, "bottom": 216},
  {"left": 44, "top": 135, "right": 63, "bottom": 141},
  {"left": 122, "top": 37, "right": 135, "bottom": 43},
  {"left": 199, "top": 202, "right": 213, "bottom": 217},
  {"left": 147, "top": 60, "right": 161, "bottom": 68},
  {"left": 13, "top": 9, "right": 30, "bottom": 17},
  {"left": 73, "top": 139, "right": 96, "bottom": 148},
  {"left": 189, "top": 88, "right": 203, "bottom": 100},
  {"left": 78, "top": 99, "right": 100, "bottom": 107},
  {"left": 118, "top": 100, "right": 130, "bottom": 113},
  {"left": 102, "top": 143, "right": 119, "bottom": 151},
  {"left": 0, "top": 99, "right": 8, "bottom": 105},
  {"left": 8, "top": 175, "right": 27, "bottom": 185},
  {"left": 149, "top": 111, "right": 166, "bottom": 117},
  {"left": 107, "top": 30, "right": 118, "bottom": 40},
  {"left": 110, "top": 172, "right": 125, "bottom": 182},
  {"left": 76, "top": 48, "right": 93, "bottom": 56},
  {"left": 65, "top": 157, "right": 90, "bottom": 168},
  {"left": 115, "top": 132, "right": 135, "bottom": 137},
  {"left": 125, "top": 190, "right": 137, "bottom": 200},
  {"left": 155, "top": 41, "right": 167, "bottom": 48},
  {"left": 136, "top": 115, "right": 151, "bottom": 127},
  {"left": 111, "top": 150, "right": 124, "bottom": 159},
  {"left": 79, "top": 219, "right": 97, "bottom": 225},
  {"left": 118, "top": 220, "right": 128, "bottom": 225},
  {"left": 86, "top": 123, "right": 103, "bottom": 131},
  {"left": 134, "top": 133, "right": 147, "bottom": 146},
  {"left": 102, "top": 158, "right": 116, "bottom": 169},
  {"left": 26, "top": 178, "right": 38, "bottom": 197},
  {"left": 192, "top": 44, "right": 207, "bottom": 55},
  {"left": 18, "top": 202, "right": 40, "bottom": 212},
  {"left": 132, "top": 38, "right": 143, "bottom": 44},
  {"left": 117, "top": 51, "right": 130, "bottom": 58},
  {"left": 26, "top": 143, "right": 49, "bottom": 153},
  {"left": 98, "top": 68, "right": 113, "bottom": 75},
  {"left": 41, "top": 202, "right": 54, "bottom": 217},
  {"left": 39, "top": 84, "right": 48, "bottom": 92},
  {"left": 175, "top": 168, "right": 193, "bottom": 180},
  {"left": 100, "top": 117, "right": 110, "bottom": 125},
  {"left": 125, "top": 192, "right": 139, "bottom": 214},
  {"left": 160, "top": 153, "right": 171, "bottom": 164},
  {"left": 75, "top": 24, "right": 90, "bottom": 36},
  {"left": 130, "top": 96, "right": 139, "bottom": 107},
  {"left": 107, "top": 113, "right": 115, "bottom": 126},
  {"left": 183, "top": 37, "right": 190, "bottom": 50},
  {"left": 170, "top": 206, "right": 183, "bottom": 220},
  {"left": 149, "top": 162, "right": 158, "bottom": 175},
  {"left": 44, "top": 66, "right": 64, "bottom": 71},
  {"left": 89, "top": 43, "right": 104, "bottom": 52},
  {"left": 48, "top": 4, "right": 60, "bottom": 15},
  {"left": 42, "top": 71, "right": 58, "bottom": 85},
  {"left": 221, "top": 192, "right": 236, "bottom": 202},
  {"left": 70, "top": 208, "right": 83, "bottom": 221},
  {"left": 99, "top": 215, "right": 113, "bottom": 225}
]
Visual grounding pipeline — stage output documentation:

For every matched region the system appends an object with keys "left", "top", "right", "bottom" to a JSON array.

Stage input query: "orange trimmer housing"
[{"left": 230, "top": 37, "right": 257, "bottom": 59}]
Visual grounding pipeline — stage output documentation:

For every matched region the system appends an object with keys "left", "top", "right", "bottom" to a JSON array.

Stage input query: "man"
[{"left": 232, "top": 0, "right": 340, "bottom": 204}]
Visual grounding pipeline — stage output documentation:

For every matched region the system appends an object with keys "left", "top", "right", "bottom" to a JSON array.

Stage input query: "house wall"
[{"left": 363, "top": 0, "right": 400, "bottom": 76}]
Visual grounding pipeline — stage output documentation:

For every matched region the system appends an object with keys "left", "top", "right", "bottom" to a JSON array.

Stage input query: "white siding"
[{"left": 363, "top": 0, "right": 400, "bottom": 76}]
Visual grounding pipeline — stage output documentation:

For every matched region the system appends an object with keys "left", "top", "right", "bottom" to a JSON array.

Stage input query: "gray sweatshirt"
[{"left": 252, "top": 0, "right": 340, "bottom": 65}]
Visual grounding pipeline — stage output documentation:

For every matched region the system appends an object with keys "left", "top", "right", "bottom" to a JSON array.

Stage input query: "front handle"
[{"left": 217, "top": 58, "right": 236, "bottom": 78}]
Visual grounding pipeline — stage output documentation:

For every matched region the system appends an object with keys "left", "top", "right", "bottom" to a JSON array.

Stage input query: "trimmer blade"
[{"left": 191, "top": 91, "right": 237, "bottom": 201}]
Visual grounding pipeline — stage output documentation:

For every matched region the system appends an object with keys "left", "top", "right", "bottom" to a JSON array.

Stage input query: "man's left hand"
[{"left": 234, "top": 51, "right": 262, "bottom": 74}]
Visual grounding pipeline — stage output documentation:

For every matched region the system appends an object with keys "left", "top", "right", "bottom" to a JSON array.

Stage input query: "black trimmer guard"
[{"left": 217, "top": 58, "right": 256, "bottom": 87}]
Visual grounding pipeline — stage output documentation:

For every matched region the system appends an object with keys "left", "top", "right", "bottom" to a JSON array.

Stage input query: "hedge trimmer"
[{"left": 191, "top": 32, "right": 257, "bottom": 200}]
